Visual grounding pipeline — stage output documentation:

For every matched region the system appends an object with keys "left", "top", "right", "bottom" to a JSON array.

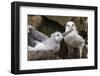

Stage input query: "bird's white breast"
[{"left": 64, "top": 32, "right": 85, "bottom": 48}]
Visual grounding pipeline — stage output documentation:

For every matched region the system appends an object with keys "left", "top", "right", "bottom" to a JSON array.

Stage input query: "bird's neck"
[{"left": 72, "top": 29, "right": 78, "bottom": 33}]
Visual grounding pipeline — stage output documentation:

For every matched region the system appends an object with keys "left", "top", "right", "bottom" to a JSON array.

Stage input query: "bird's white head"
[
  {"left": 51, "top": 32, "right": 63, "bottom": 43},
  {"left": 65, "top": 21, "right": 77, "bottom": 33}
]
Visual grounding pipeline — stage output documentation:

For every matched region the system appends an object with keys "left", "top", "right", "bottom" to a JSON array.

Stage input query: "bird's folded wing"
[{"left": 29, "top": 25, "right": 49, "bottom": 42}]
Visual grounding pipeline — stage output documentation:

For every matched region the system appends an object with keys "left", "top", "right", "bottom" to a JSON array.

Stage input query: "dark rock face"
[
  {"left": 78, "top": 31, "right": 88, "bottom": 44},
  {"left": 28, "top": 15, "right": 88, "bottom": 61},
  {"left": 28, "top": 51, "right": 61, "bottom": 60},
  {"left": 37, "top": 16, "right": 65, "bottom": 37}
]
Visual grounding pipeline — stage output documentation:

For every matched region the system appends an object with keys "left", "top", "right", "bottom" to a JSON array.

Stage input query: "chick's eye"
[{"left": 57, "top": 34, "right": 59, "bottom": 36}]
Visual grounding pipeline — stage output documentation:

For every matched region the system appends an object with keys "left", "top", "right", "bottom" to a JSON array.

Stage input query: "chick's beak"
[{"left": 62, "top": 33, "right": 66, "bottom": 37}]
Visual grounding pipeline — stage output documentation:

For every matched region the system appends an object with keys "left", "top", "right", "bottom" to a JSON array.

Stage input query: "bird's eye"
[
  {"left": 67, "top": 24, "right": 70, "bottom": 27},
  {"left": 72, "top": 24, "right": 74, "bottom": 27},
  {"left": 57, "top": 34, "right": 59, "bottom": 36}
]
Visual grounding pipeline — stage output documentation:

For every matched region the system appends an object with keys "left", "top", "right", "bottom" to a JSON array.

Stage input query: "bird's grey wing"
[
  {"left": 29, "top": 27, "right": 49, "bottom": 42},
  {"left": 28, "top": 36, "right": 38, "bottom": 47},
  {"left": 75, "top": 34, "right": 85, "bottom": 42},
  {"left": 71, "top": 34, "right": 85, "bottom": 46},
  {"left": 64, "top": 34, "right": 85, "bottom": 47}
]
